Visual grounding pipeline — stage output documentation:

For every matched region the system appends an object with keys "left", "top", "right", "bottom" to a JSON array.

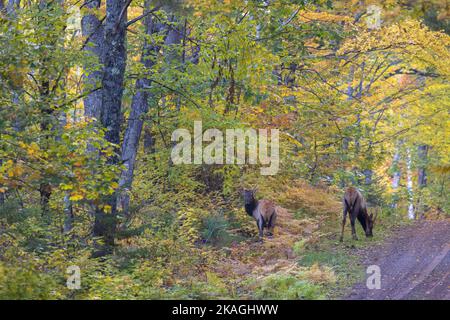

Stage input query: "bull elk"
[
  {"left": 242, "top": 188, "right": 277, "bottom": 240},
  {"left": 340, "top": 187, "right": 378, "bottom": 242}
]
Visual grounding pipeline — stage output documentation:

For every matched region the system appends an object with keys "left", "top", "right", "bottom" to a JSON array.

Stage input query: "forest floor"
[{"left": 345, "top": 219, "right": 450, "bottom": 300}]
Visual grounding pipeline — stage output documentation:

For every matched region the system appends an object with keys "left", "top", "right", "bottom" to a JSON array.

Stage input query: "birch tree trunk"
[
  {"left": 391, "top": 144, "right": 401, "bottom": 208},
  {"left": 406, "top": 148, "right": 415, "bottom": 219},
  {"left": 392, "top": 148, "right": 401, "bottom": 189}
]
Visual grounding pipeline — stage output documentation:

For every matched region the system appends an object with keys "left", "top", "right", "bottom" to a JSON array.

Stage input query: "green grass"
[{"left": 250, "top": 274, "right": 325, "bottom": 300}]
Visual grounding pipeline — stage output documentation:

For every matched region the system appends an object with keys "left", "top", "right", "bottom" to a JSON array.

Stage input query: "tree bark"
[
  {"left": 143, "top": 124, "right": 155, "bottom": 154},
  {"left": 92, "top": 0, "right": 128, "bottom": 248},
  {"left": 81, "top": 0, "right": 103, "bottom": 120},
  {"left": 417, "top": 144, "right": 428, "bottom": 188},
  {"left": 0, "top": 160, "right": 4, "bottom": 205},
  {"left": 406, "top": 148, "right": 415, "bottom": 219},
  {"left": 0, "top": 0, "right": 20, "bottom": 205},
  {"left": 391, "top": 143, "right": 401, "bottom": 208},
  {"left": 63, "top": 193, "right": 74, "bottom": 233},
  {"left": 164, "top": 14, "right": 183, "bottom": 63},
  {"left": 392, "top": 146, "right": 401, "bottom": 189},
  {"left": 416, "top": 144, "right": 429, "bottom": 217},
  {"left": 6, "top": 0, "right": 19, "bottom": 16},
  {"left": 118, "top": 2, "right": 165, "bottom": 216},
  {"left": 340, "top": 65, "right": 354, "bottom": 187}
]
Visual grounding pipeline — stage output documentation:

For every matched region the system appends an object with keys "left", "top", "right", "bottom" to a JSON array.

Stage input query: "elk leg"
[
  {"left": 350, "top": 216, "right": 358, "bottom": 240},
  {"left": 340, "top": 207, "right": 347, "bottom": 242},
  {"left": 267, "top": 213, "right": 276, "bottom": 237},
  {"left": 257, "top": 218, "right": 264, "bottom": 240}
]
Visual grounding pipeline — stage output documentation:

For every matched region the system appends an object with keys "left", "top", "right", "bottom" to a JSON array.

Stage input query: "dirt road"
[{"left": 346, "top": 219, "right": 450, "bottom": 300}]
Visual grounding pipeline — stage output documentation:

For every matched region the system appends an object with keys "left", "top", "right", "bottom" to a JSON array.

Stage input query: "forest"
[{"left": 0, "top": 0, "right": 449, "bottom": 300}]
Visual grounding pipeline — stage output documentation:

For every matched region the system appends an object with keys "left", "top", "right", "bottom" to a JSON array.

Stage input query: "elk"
[
  {"left": 340, "top": 187, "right": 378, "bottom": 242},
  {"left": 242, "top": 188, "right": 277, "bottom": 240}
]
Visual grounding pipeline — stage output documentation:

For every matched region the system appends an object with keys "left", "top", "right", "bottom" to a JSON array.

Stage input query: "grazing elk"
[
  {"left": 242, "top": 188, "right": 277, "bottom": 240},
  {"left": 340, "top": 187, "right": 378, "bottom": 242}
]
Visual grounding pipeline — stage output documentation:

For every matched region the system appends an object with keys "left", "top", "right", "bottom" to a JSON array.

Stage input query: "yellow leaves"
[
  {"left": 297, "top": 10, "right": 352, "bottom": 24},
  {"left": 339, "top": 19, "right": 450, "bottom": 68},
  {"left": 283, "top": 132, "right": 303, "bottom": 148},
  {"left": 177, "top": 207, "right": 208, "bottom": 244},
  {"left": 0, "top": 187, "right": 7, "bottom": 193},
  {"left": 430, "top": 165, "right": 450, "bottom": 175},
  {"left": 69, "top": 192, "right": 84, "bottom": 201},
  {"left": 110, "top": 182, "right": 119, "bottom": 189},
  {"left": 7, "top": 163, "right": 24, "bottom": 178},
  {"left": 15, "top": 141, "right": 42, "bottom": 159},
  {"left": 102, "top": 205, "right": 112, "bottom": 213},
  {"left": 26, "top": 142, "right": 40, "bottom": 157},
  {"left": 60, "top": 183, "right": 73, "bottom": 191}
]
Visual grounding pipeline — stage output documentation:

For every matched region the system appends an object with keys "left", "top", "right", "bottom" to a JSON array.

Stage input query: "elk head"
[
  {"left": 242, "top": 187, "right": 258, "bottom": 216},
  {"left": 366, "top": 207, "right": 379, "bottom": 237}
]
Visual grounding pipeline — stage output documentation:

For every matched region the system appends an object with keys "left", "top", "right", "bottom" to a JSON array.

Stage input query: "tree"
[
  {"left": 91, "top": 0, "right": 128, "bottom": 249},
  {"left": 119, "top": 2, "right": 175, "bottom": 217}
]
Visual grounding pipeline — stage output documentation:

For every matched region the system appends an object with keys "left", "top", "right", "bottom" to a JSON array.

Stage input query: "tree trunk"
[
  {"left": 0, "top": 0, "right": 20, "bottom": 205},
  {"left": 37, "top": 0, "right": 59, "bottom": 214},
  {"left": 164, "top": 14, "right": 183, "bottom": 63},
  {"left": 92, "top": 0, "right": 128, "bottom": 248},
  {"left": 340, "top": 65, "right": 354, "bottom": 187},
  {"left": 118, "top": 2, "right": 165, "bottom": 216},
  {"left": 417, "top": 144, "right": 428, "bottom": 188},
  {"left": 6, "top": 0, "right": 19, "bottom": 16},
  {"left": 63, "top": 193, "right": 74, "bottom": 233},
  {"left": 391, "top": 144, "right": 401, "bottom": 208},
  {"left": 143, "top": 124, "right": 155, "bottom": 154},
  {"left": 417, "top": 144, "right": 429, "bottom": 217},
  {"left": 406, "top": 148, "right": 415, "bottom": 219},
  {"left": 0, "top": 159, "right": 4, "bottom": 205},
  {"left": 81, "top": 0, "right": 103, "bottom": 120},
  {"left": 392, "top": 147, "right": 401, "bottom": 189}
]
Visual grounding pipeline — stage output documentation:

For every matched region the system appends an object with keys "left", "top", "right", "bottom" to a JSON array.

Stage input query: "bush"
[
  {"left": 201, "top": 214, "right": 230, "bottom": 245},
  {"left": 252, "top": 273, "right": 324, "bottom": 300},
  {"left": 0, "top": 263, "right": 63, "bottom": 299}
]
